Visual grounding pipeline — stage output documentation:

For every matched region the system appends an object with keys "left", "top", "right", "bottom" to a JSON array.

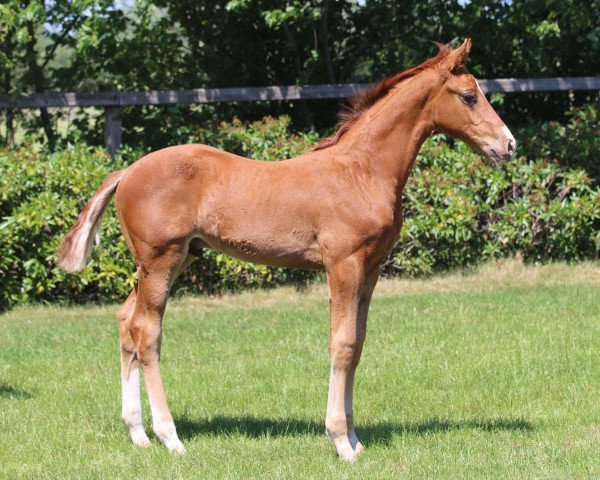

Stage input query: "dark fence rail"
[{"left": 1, "top": 76, "right": 599, "bottom": 154}]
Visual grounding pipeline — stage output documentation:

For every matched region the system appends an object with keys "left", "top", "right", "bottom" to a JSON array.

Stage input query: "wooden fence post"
[{"left": 104, "top": 106, "right": 122, "bottom": 156}]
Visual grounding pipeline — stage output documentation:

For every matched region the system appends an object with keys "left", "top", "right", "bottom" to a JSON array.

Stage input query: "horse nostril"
[{"left": 507, "top": 139, "right": 516, "bottom": 155}]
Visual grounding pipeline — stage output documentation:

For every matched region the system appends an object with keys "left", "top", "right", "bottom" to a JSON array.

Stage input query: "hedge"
[{"left": 0, "top": 110, "right": 598, "bottom": 310}]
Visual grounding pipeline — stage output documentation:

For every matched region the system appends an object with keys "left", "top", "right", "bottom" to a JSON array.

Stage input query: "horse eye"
[{"left": 461, "top": 92, "right": 477, "bottom": 106}]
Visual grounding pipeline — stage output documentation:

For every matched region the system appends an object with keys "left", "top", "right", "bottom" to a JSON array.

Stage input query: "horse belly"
[
  {"left": 194, "top": 205, "right": 322, "bottom": 268},
  {"left": 201, "top": 231, "right": 323, "bottom": 269}
]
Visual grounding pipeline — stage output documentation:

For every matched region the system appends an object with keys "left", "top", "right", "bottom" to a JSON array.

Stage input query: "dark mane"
[{"left": 312, "top": 43, "right": 452, "bottom": 151}]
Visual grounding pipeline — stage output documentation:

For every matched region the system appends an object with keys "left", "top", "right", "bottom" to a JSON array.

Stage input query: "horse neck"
[{"left": 340, "top": 70, "right": 438, "bottom": 195}]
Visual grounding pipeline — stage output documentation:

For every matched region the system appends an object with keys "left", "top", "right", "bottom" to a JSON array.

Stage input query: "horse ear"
[{"left": 441, "top": 38, "right": 472, "bottom": 71}]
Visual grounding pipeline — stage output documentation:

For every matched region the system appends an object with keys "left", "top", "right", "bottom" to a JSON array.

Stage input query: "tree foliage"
[{"left": 1, "top": 0, "right": 599, "bottom": 149}]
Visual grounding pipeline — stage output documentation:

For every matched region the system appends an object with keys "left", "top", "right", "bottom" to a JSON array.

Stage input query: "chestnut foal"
[{"left": 58, "top": 39, "right": 515, "bottom": 462}]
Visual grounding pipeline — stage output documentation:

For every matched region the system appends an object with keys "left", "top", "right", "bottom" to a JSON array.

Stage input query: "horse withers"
[{"left": 58, "top": 39, "right": 515, "bottom": 462}]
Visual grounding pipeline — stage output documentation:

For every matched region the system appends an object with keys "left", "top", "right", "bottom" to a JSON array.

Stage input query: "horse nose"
[{"left": 507, "top": 139, "right": 516, "bottom": 157}]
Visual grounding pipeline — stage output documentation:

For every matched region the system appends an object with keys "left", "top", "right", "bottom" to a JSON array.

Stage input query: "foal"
[{"left": 58, "top": 39, "right": 515, "bottom": 462}]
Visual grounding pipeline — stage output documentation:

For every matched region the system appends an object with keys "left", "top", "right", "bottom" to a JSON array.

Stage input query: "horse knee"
[
  {"left": 330, "top": 332, "right": 367, "bottom": 370},
  {"left": 118, "top": 313, "right": 134, "bottom": 344},
  {"left": 329, "top": 335, "right": 357, "bottom": 370},
  {"left": 130, "top": 315, "right": 162, "bottom": 364},
  {"left": 118, "top": 291, "right": 137, "bottom": 323},
  {"left": 351, "top": 335, "right": 366, "bottom": 368},
  {"left": 118, "top": 291, "right": 137, "bottom": 352}
]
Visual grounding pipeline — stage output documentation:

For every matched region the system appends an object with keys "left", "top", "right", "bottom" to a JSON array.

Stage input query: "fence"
[{"left": 1, "top": 76, "right": 599, "bottom": 155}]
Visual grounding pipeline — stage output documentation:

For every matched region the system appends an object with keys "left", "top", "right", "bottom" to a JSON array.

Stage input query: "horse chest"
[
  {"left": 359, "top": 205, "right": 403, "bottom": 259},
  {"left": 324, "top": 202, "right": 401, "bottom": 262}
]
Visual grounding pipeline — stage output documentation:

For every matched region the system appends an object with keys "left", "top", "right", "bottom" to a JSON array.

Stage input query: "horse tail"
[{"left": 57, "top": 170, "right": 125, "bottom": 273}]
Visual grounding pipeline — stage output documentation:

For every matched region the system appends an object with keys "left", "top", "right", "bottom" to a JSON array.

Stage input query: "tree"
[
  {"left": 0, "top": 0, "right": 119, "bottom": 150},
  {"left": 2, "top": 0, "right": 598, "bottom": 149}
]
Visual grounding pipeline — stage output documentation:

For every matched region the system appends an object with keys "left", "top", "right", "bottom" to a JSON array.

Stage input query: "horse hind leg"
[
  {"left": 119, "top": 247, "right": 195, "bottom": 451},
  {"left": 128, "top": 246, "right": 192, "bottom": 454},
  {"left": 118, "top": 289, "right": 151, "bottom": 447}
]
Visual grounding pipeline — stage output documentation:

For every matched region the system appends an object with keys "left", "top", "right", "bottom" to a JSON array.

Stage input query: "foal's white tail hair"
[{"left": 57, "top": 170, "right": 125, "bottom": 273}]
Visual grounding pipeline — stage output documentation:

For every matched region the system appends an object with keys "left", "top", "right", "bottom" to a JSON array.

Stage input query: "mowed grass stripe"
[{"left": 0, "top": 265, "right": 599, "bottom": 478}]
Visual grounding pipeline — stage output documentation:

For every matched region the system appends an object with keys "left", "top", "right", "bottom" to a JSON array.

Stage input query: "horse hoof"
[
  {"left": 337, "top": 447, "right": 358, "bottom": 463},
  {"left": 354, "top": 442, "right": 365, "bottom": 454},
  {"left": 130, "top": 428, "right": 152, "bottom": 448},
  {"left": 132, "top": 436, "right": 152, "bottom": 448},
  {"left": 166, "top": 439, "right": 187, "bottom": 455}
]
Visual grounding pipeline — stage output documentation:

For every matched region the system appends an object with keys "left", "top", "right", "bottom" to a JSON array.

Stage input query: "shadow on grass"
[
  {"left": 175, "top": 414, "right": 533, "bottom": 445},
  {"left": 0, "top": 383, "right": 33, "bottom": 399}
]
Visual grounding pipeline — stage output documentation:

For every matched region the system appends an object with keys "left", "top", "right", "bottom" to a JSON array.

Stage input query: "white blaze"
[
  {"left": 502, "top": 125, "right": 515, "bottom": 144},
  {"left": 475, "top": 79, "right": 484, "bottom": 95}
]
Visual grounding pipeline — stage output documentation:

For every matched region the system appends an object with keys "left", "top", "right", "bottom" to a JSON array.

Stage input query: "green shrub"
[
  {"left": 196, "top": 115, "right": 320, "bottom": 160},
  {"left": 0, "top": 144, "right": 134, "bottom": 309},
  {"left": 516, "top": 96, "right": 600, "bottom": 182},
  {"left": 389, "top": 138, "right": 599, "bottom": 276},
  {"left": 0, "top": 114, "right": 598, "bottom": 310}
]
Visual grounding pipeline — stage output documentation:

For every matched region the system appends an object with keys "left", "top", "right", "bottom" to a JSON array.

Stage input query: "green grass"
[{"left": 1, "top": 261, "right": 600, "bottom": 479}]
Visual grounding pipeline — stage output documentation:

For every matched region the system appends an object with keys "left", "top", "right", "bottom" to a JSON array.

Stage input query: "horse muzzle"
[{"left": 482, "top": 135, "right": 517, "bottom": 167}]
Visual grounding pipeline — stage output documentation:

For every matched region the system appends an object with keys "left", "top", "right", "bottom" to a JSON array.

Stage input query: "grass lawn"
[{"left": 1, "top": 260, "right": 599, "bottom": 479}]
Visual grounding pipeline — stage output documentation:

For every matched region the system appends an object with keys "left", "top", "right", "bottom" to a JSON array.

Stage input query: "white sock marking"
[
  {"left": 121, "top": 368, "right": 142, "bottom": 425},
  {"left": 148, "top": 397, "right": 186, "bottom": 454},
  {"left": 121, "top": 368, "right": 150, "bottom": 447}
]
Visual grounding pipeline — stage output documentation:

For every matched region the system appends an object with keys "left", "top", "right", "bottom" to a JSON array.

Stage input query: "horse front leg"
[
  {"left": 325, "top": 256, "right": 374, "bottom": 462},
  {"left": 344, "top": 268, "right": 379, "bottom": 454}
]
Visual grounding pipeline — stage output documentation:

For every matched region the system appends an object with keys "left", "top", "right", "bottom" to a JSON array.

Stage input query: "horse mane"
[{"left": 312, "top": 43, "right": 453, "bottom": 151}]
